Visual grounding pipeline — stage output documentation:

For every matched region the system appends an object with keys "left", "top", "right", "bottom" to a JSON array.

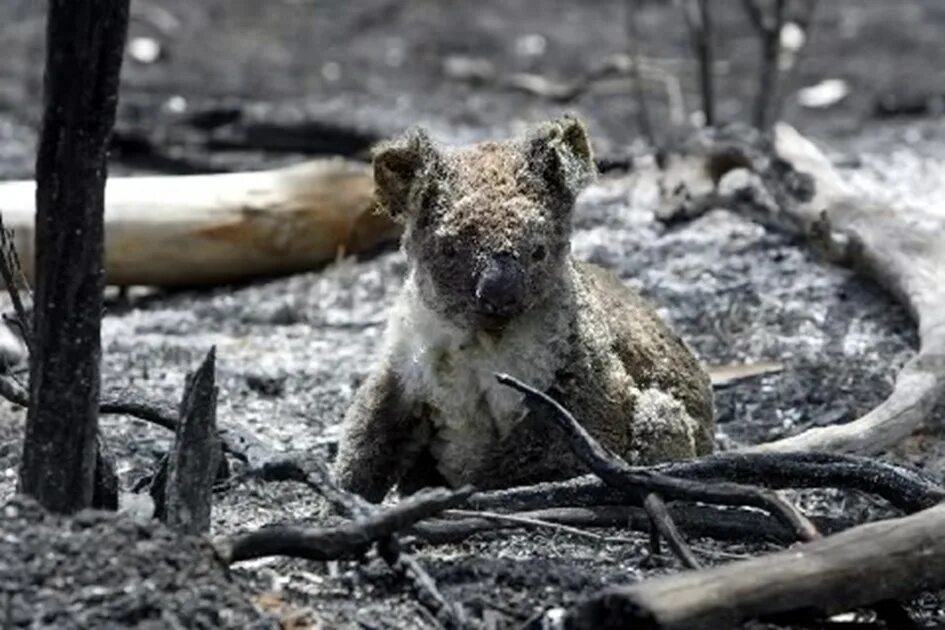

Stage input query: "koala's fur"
[{"left": 334, "top": 115, "right": 714, "bottom": 501}]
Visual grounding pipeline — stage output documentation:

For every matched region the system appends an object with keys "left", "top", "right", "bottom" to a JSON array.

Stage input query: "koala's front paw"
[
  {"left": 332, "top": 445, "right": 391, "bottom": 504},
  {"left": 628, "top": 387, "right": 700, "bottom": 463}
]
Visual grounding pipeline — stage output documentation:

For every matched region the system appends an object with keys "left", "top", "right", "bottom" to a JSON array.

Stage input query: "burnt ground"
[{"left": 0, "top": 1, "right": 945, "bottom": 628}]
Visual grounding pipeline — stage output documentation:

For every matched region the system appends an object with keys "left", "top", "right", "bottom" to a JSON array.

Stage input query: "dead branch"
[
  {"left": 658, "top": 124, "right": 945, "bottom": 455},
  {"left": 467, "top": 450, "right": 945, "bottom": 515},
  {"left": 92, "top": 435, "right": 118, "bottom": 510},
  {"left": 219, "top": 487, "right": 471, "bottom": 564},
  {"left": 742, "top": 0, "right": 786, "bottom": 130},
  {"left": 643, "top": 493, "right": 701, "bottom": 569},
  {"left": 625, "top": 0, "right": 657, "bottom": 146},
  {"left": 0, "top": 159, "right": 395, "bottom": 287},
  {"left": 754, "top": 125, "right": 945, "bottom": 454},
  {"left": 567, "top": 501, "right": 945, "bottom": 630},
  {"left": 163, "top": 348, "right": 222, "bottom": 535},
  {"left": 412, "top": 505, "right": 852, "bottom": 548},
  {"left": 444, "top": 508, "right": 637, "bottom": 545},
  {"left": 678, "top": 0, "right": 715, "bottom": 126},
  {"left": 495, "top": 373, "right": 820, "bottom": 542},
  {"left": 0, "top": 217, "right": 31, "bottom": 353},
  {"left": 268, "top": 449, "right": 467, "bottom": 627}
]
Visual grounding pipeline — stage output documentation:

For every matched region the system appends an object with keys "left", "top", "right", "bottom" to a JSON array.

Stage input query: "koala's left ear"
[{"left": 526, "top": 114, "right": 597, "bottom": 198}]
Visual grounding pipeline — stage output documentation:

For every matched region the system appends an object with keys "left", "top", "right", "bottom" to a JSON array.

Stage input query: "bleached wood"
[
  {"left": 750, "top": 126, "right": 945, "bottom": 454},
  {"left": 0, "top": 158, "right": 398, "bottom": 286}
]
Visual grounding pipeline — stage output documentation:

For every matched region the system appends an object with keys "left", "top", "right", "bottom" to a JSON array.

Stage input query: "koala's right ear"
[{"left": 373, "top": 128, "right": 438, "bottom": 218}]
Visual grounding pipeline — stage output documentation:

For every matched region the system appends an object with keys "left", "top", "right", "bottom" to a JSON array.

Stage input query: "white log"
[
  {"left": 0, "top": 158, "right": 399, "bottom": 286},
  {"left": 751, "top": 125, "right": 945, "bottom": 454},
  {"left": 569, "top": 501, "right": 945, "bottom": 629}
]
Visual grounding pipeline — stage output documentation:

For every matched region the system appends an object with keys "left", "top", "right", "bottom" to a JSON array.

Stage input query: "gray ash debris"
[{"left": 0, "top": 496, "right": 275, "bottom": 629}]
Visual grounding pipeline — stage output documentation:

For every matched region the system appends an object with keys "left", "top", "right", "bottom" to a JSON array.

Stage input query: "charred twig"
[
  {"left": 444, "top": 508, "right": 637, "bottom": 545},
  {"left": 567, "top": 502, "right": 945, "bottom": 630},
  {"left": 742, "top": 0, "right": 786, "bottom": 130},
  {"left": 0, "top": 216, "right": 32, "bottom": 353},
  {"left": 219, "top": 487, "right": 471, "bottom": 564},
  {"left": 678, "top": 0, "right": 715, "bottom": 126},
  {"left": 625, "top": 0, "right": 657, "bottom": 146},
  {"left": 92, "top": 435, "right": 118, "bottom": 510},
  {"left": 162, "top": 348, "right": 222, "bottom": 535},
  {"left": 267, "top": 451, "right": 467, "bottom": 627},
  {"left": 412, "top": 505, "right": 853, "bottom": 547},
  {"left": 466, "top": 451, "right": 945, "bottom": 516},
  {"left": 495, "top": 373, "right": 819, "bottom": 542},
  {"left": 643, "top": 493, "right": 701, "bottom": 569}
]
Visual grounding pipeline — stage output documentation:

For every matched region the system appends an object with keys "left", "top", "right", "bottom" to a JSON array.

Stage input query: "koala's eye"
[{"left": 531, "top": 245, "right": 547, "bottom": 262}]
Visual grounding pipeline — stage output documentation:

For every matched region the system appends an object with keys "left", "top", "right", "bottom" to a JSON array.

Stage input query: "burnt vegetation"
[{"left": 0, "top": 1, "right": 944, "bottom": 628}]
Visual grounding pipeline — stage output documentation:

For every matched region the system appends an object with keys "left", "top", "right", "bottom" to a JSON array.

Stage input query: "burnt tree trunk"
[{"left": 19, "top": 0, "right": 130, "bottom": 513}]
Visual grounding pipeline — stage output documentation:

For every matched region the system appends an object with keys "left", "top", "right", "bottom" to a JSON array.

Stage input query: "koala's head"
[{"left": 374, "top": 115, "right": 596, "bottom": 331}]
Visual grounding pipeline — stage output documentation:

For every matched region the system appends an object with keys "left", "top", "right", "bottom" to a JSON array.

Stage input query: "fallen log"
[
  {"left": 567, "top": 501, "right": 945, "bottom": 630},
  {"left": 0, "top": 158, "right": 399, "bottom": 286}
]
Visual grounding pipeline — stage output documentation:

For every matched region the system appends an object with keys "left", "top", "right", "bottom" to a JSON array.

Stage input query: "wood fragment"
[
  {"left": 707, "top": 361, "right": 783, "bottom": 387},
  {"left": 567, "top": 502, "right": 945, "bottom": 630},
  {"left": 444, "top": 508, "right": 638, "bottom": 545},
  {"left": 411, "top": 505, "right": 852, "bottom": 548},
  {"left": 92, "top": 435, "right": 119, "bottom": 511},
  {"left": 0, "top": 217, "right": 32, "bottom": 353},
  {"left": 752, "top": 125, "right": 945, "bottom": 454},
  {"left": 678, "top": 0, "right": 715, "bottom": 126},
  {"left": 496, "top": 373, "right": 820, "bottom": 542},
  {"left": 163, "top": 348, "right": 221, "bottom": 535}
]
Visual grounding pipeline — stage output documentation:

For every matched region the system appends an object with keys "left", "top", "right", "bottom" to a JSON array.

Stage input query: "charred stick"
[
  {"left": 411, "top": 505, "right": 853, "bottom": 547},
  {"left": 567, "top": 502, "right": 945, "bottom": 630},
  {"left": 643, "top": 493, "right": 701, "bottom": 569},
  {"left": 163, "top": 348, "right": 221, "bottom": 535},
  {"left": 742, "top": 0, "right": 786, "bottom": 129},
  {"left": 0, "top": 218, "right": 32, "bottom": 352},
  {"left": 625, "top": 0, "right": 657, "bottom": 146},
  {"left": 220, "top": 486, "right": 471, "bottom": 564},
  {"left": 444, "top": 508, "right": 637, "bottom": 545},
  {"left": 495, "top": 373, "right": 819, "bottom": 542},
  {"left": 679, "top": 0, "right": 715, "bottom": 126},
  {"left": 466, "top": 451, "right": 945, "bottom": 515}
]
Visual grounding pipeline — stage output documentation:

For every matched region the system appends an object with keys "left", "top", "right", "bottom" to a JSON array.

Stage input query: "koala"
[{"left": 334, "top": 115, "right": 714, "bottom": 502}]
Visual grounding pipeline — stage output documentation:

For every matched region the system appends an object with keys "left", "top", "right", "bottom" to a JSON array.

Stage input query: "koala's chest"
[{"left": 394, "top": 323, "right": 562, "bottom": 483}]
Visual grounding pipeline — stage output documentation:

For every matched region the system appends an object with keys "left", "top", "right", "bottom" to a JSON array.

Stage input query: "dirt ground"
[{"left": 0, "top": 1, "right": 944, "bottom": 628}]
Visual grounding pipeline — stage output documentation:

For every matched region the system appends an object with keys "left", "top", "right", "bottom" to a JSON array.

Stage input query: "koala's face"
[{"left": 374, "top": 116, "right": 596, "bottom": 331}]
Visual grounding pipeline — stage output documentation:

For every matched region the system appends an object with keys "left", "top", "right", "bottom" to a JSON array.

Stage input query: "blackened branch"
[
  {"left": 495, "top": 373, "right": 820, "bottom": 542},
  {"left": 220, "top": 487, "right": 471, "bottom": 564},
  {"left": 643, "top": 493, "right": 702, "bottom": 569},
  {"left": 679, "top": 0, "right": 715, "bottom": 126}
]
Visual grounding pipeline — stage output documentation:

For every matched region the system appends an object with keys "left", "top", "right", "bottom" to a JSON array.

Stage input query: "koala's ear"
[
  {"left": 526, "top": 114, "right": 597, "bottom": 198},
  {"left": 373, "top": 128, "right": 439, "bottom": 218}
]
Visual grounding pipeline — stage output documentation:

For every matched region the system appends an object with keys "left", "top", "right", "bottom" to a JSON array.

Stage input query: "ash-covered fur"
[{"left": 335, "top": 115, "right": 714, "bottom": 501}]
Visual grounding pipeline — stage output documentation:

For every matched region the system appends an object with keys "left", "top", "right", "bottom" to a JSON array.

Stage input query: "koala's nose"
[{"left": 476, "top": 254, "right": 526, "bottom": 318}]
